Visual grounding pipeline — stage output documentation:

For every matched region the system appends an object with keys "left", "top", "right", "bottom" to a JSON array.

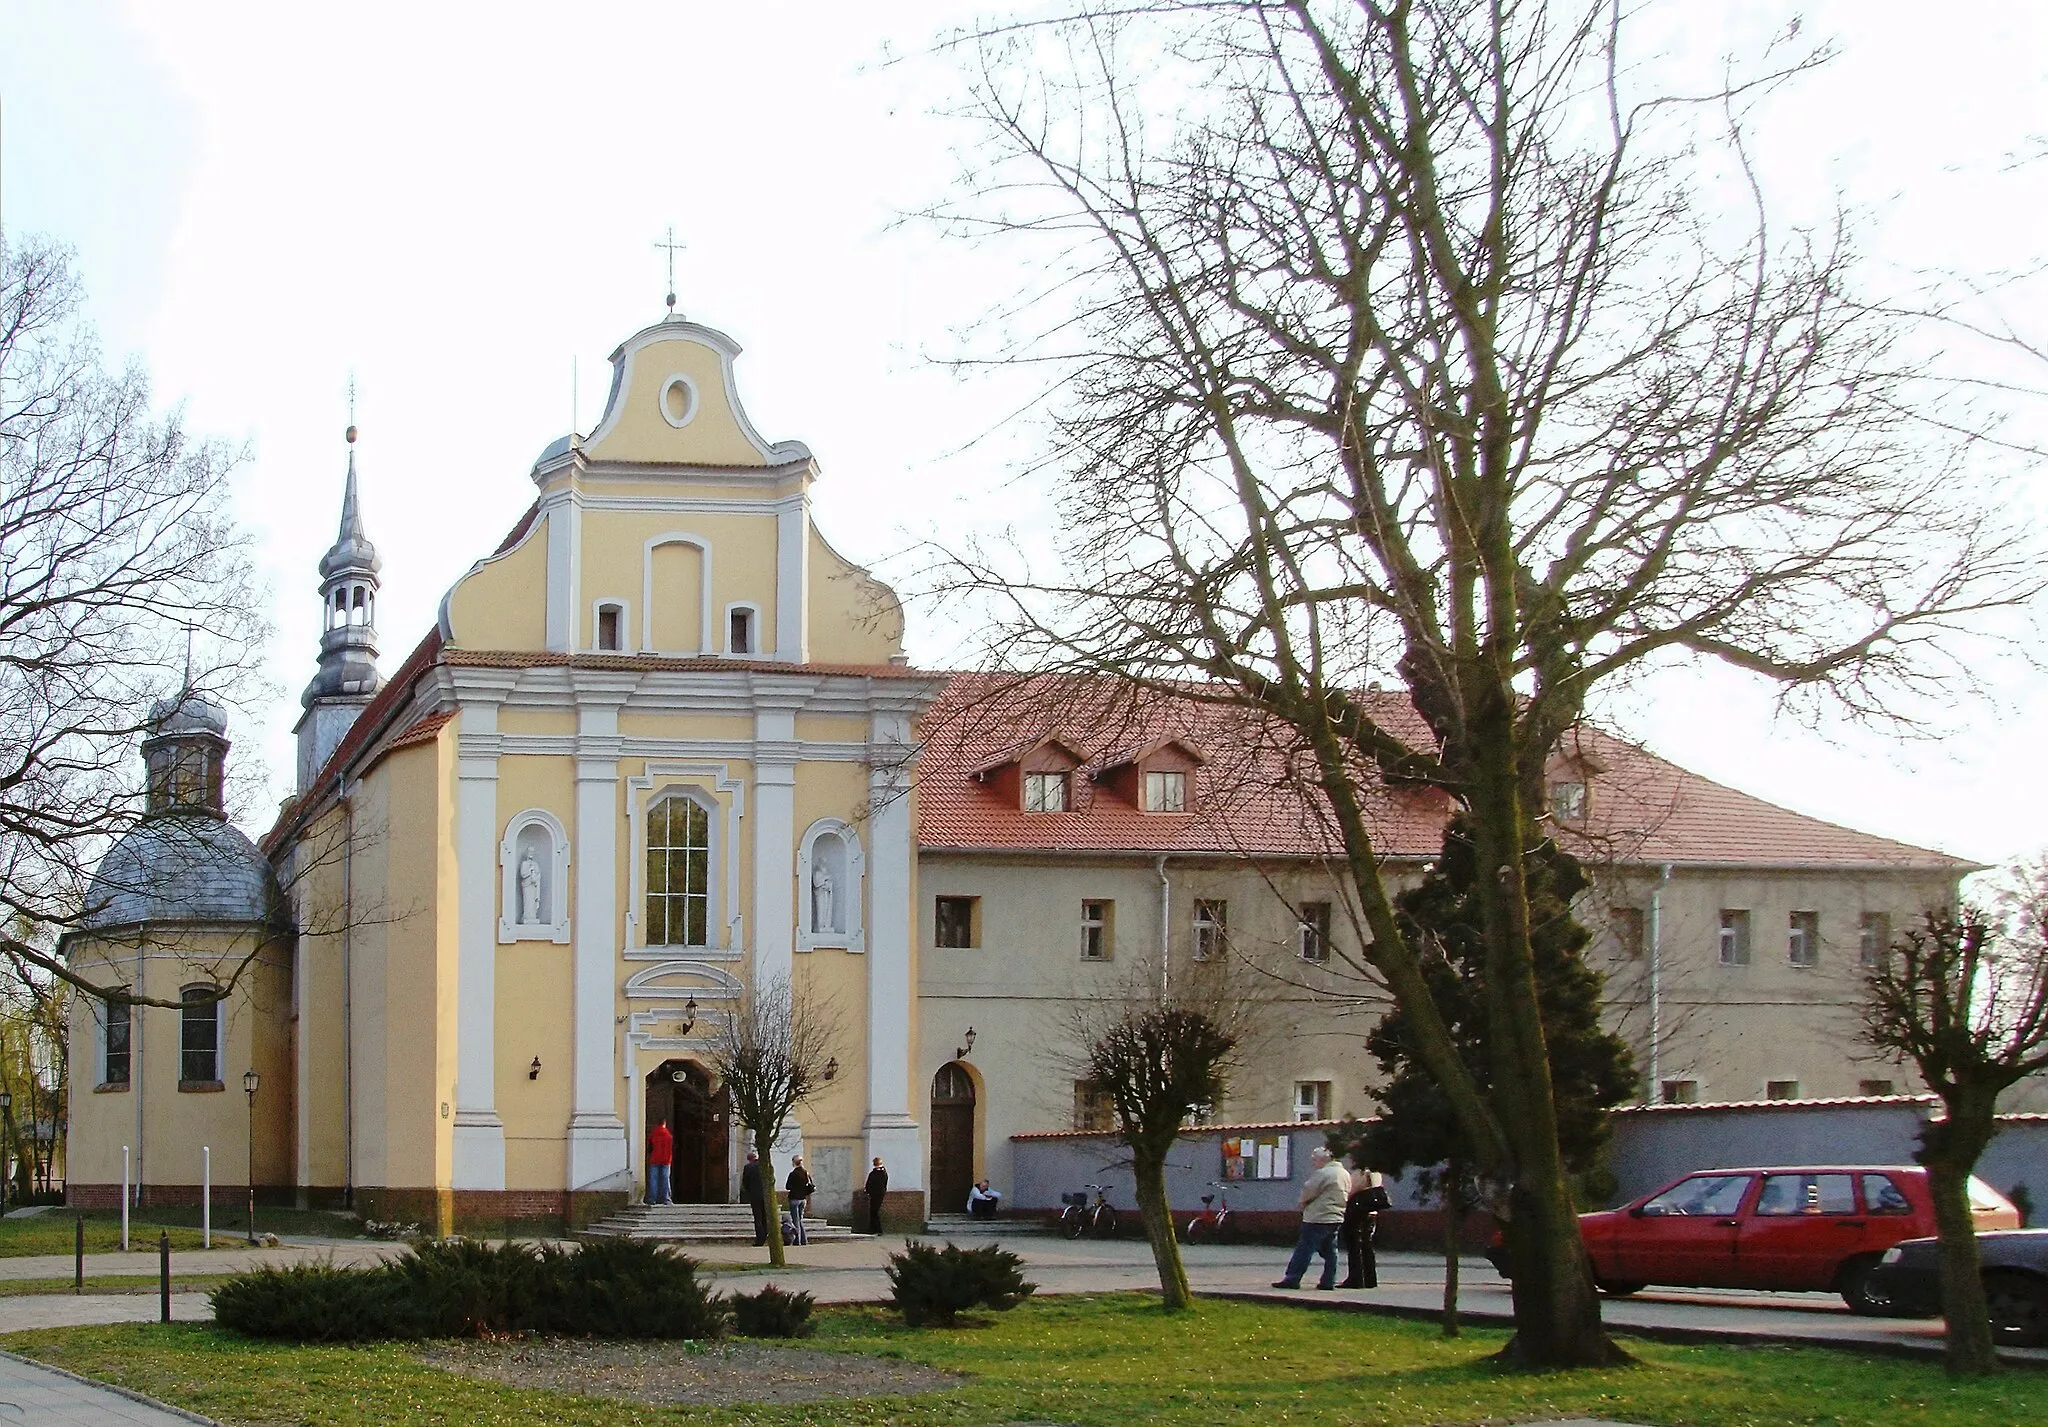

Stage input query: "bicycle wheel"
[
  {"left": 1184, "top": 1215, "right": 1210, "bottom": 1244},
  {"left": 1092, "top": 1205, "right": 1119, "bottom": 1239},
  {"left": 1059, "top": 1208, "right": 1085, "bottom": 1240}
]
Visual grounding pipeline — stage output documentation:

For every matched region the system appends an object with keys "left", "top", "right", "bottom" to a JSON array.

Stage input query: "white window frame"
[
  {"left": 1192, "top": 899, "right": 1227, "bottom": 961},
  {"left": 1718, "top": 909, "right": 1751, "bottom": 966},
  {"left": 1298, "top": 901, "right": 1332, "bottom": 963},
  {"left": 1081, "top": 899, "right": 1113, "bottom": 960},
  {"left": 178, "top": 984, "right": 223, "bottom": 1087},
  {"left": 1788, "top": 910, "right": 1819, "bottom": 968},
  {"left": 1858, "top": 912, "right": 1891, "bottom": 968},
  {"left": 643, "top": 788, "right": 720, "bottom": 950},
  {"left": 1022, "top": 771, "right": 1069, "bottom": 812},
  {"left": 1143, "top": 769, "right": 1187, "bottom": 813},
  {"left": 592, "top": 599, "right": 630, "bottom": 652},
  {"left": 1293, "top": 1080, "right": 1331, "bottom": 1122},
  {"left": 724, "top": 601, "right": 762, "bottom": 656},
  {"left": 1549, "top": 779, "right": 1588, "bottom": 821}
]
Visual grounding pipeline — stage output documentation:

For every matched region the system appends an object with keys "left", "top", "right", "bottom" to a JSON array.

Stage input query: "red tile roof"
[{"left": 915, "top": 674, "right": 1968, "bottom": 871}]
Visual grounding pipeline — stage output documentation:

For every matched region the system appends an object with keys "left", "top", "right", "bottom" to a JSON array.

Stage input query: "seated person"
[{"left": 967, "top": 1180, "right": 1002, "bottom": 1218}]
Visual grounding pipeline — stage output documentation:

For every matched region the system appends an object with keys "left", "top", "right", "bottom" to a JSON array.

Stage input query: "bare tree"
[
  {"left": 930, "top": 0, "right": 2039, "bottom": 1365},
  {"left": 702, "top": 977, "right": 842, "bottom": 1269},
  {"left": 0, "top": 236, "right": 265, "bottom": 1009},
  {"left": 1862, "top": 863, "right": 2048, "bottom": 1377}
]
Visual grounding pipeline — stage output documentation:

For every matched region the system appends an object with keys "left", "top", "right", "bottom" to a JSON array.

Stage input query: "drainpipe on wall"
[
  {"left": 1155, "top": 855, "right": 1171, "bottom": 1003},
  {"left": 132, "top": 945, "right": 144, "bottom": 1208},
  {"left": 1648, "top": 863, "right": 1672, "bottom": 1100},
  {"left": 340, "top": 781, "right": 355, "bottom": 1209}
]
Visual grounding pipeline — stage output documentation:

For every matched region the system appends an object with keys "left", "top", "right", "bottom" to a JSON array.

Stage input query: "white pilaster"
[
  {"left": 568, "top": 687, "right": 632, "bottom": 1190},
  {"left": 862, "top": 709, "right": 922, "bottom": 1186},
  {"left": 774, "top": 497, "right": 808, "bottom": 662},
  {"left": 452, "top": 694, "right": 509, "bottom": 1190},
  {"left": 544, "top": 498, "right": 582, "bottom": 652},
  {"left": 753, "top": 699, "right": 801, "bottom": 1164}
]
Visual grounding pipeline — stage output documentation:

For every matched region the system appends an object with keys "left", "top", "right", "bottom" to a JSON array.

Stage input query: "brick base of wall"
[
  {"left": 343, "top": 1187, "right": 630, "bottom": 1238},
  {"left": 66, "top": 1183, "right": 295, "bottom": 1211},
  {"left": 856, "top": 1189, "right": 926, "bottom": 1234}
]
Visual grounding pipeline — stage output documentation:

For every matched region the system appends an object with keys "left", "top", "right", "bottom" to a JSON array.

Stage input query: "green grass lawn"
[
  {"left": 0, "top": 1273, "right": 231, "bottom": 1297},
  {"left": 0, "top": 1206, "right": 363, "bottom": 1258},
  {"left": 6, "top": 1294, "right": 2046, "bottom": 1426}
]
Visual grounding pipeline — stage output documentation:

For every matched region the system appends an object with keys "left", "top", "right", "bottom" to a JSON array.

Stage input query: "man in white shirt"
[
  {"left": 1273, "top": 1146, "right": 1350, "bottom": 1290},
  {"left": 967, "top": 1179, "right": 1003, "bottom": 1218}
]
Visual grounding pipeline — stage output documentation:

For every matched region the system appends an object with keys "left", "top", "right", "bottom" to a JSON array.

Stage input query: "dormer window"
[
  {"left": 596, "top": 604, "right": 624, "bottom": 652},
  {"left": 1143, "top": 770, "right": 1187, "bottom": 813},
  {"left": 1548, "top": 779, "right": 1587, "bottom": 821},
  {"left": 1023, "top": 772, "right": 1068, "bottom": 813}
]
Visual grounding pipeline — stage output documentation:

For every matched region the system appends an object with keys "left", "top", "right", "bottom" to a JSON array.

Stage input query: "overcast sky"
[{"left": 2, "top": 0, "right": 2044, "bottom": 868}]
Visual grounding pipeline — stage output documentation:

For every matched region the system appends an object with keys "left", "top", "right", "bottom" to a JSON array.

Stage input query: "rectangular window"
[
  {"left": 1659, "top": 1079, "right": 1699, "bottom": 1104},
  {"left": 1073, "top": 1079, "right": 1114, "bottom": 1132},
  {"left": 1859, "top": 1078, "right": 1897, "bottom": 1097},
  {"left": 1788, "top": 910, "right": 1820, "bottom": 967},
  {"left": 596, "top": 606, "right": 622, "bottom": 651},
  {"left": 1022, "top": 772, "right": 1068, "bottom": 812},
  {"left": 1080, "top": 899, "right": 1113, "bottom": 960},
  {"left": 1609, "top": 906, "right": 1645, "bottom": 960},
  {"left": 728, "top": 607, "right": 753, "bottom": 654},
  {"left": 1293, "top": 1080, "right": 1331, "bottom": 1122},
  {"left": 1765, "top": 1079, "right": 1801, "bottom": 1101},
  {"left": 103, "top": 995, "right": 131, "bottom": 1088},
  {"left": 935, "top": 895, "right": 979, "bottom": 949},
  {"left": 1192, "top": 899, "right": 1227, "bottom": 960},
  {"left": 1549, "top": 780, "right": 1587, "bottom": 821},
  {"left": 1143, "top": 770, "right": 1187, "bottom": 813},
  {"left": 1858, "top": 912, "right": 1891, "bottom": 968},
  {"left": 646, "top": 796, "right": 712, "bottom": 946},
  {"left": 1298, "top": 901, "right": 1332, "bottom": 963},
  {"left": 180, "top": 987, "right": 220, "bottom": 1086},
  {"left": 1718, "top": 909, "right": 1751, "bottom": 966}
]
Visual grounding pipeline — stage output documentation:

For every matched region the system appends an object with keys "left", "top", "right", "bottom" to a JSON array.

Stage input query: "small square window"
[
  {"left": 1549, "top": 780, "right": 1587, "bottom": 821},
  {"left": 1718, "top": 909, "right": 1751, "bottom": 966},
  {"left": 1859, "top": 1078, "right": 1896, "bottom": 1097},
  {"left": 1660, "top": 1079, "right": 1699, "bottom": 1104},
  {"left": 1081, "top": 900, "right": 1114, "bottom": 960},
  {"left": 1788, "top": 910, "right": 1820, "bottom": 967},
  {"left": 1143, "top": 770, "right": 1187, "bottom": 813},
  {"left": 935, "top": 896, "right": 979, "bottom": 949},
  {"left": 1022, "top": 772, "right": 1068, "bottom": 813},
  {"left": 1609, "top": 906, "right": 1645, "bottom": 960},
  {"left": 1193, "top": 899, "right": 1228, "bottom": 960},
  {"left": 1858, "top": 912, "right": 1891, "bottom": 968},
  {"left": 1765, "top": 1079, "right": 1801, "bottom": 1101},
  {"left": 1298, "top": 902, "right": 1332, "bottom": 963},
  {"left": 596, "top": 605, "right": 623, "bottom": 652},
  {"left": 1293, "top": 1080, "right": 1331, "bottom": 1122}
]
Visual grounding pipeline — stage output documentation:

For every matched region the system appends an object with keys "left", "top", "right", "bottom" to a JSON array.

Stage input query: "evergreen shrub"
[
  {"left": 729, "top": 1281, "right": 816, "bottom": 1338},
  {"left": 212, "top": 1237, "right": 722, "bottom": 1341},
  {"left": 886, "top": 1240, "right": 1036, "bottom": 1327}
]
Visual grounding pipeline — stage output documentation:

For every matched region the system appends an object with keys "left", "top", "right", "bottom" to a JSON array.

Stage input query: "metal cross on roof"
[{"left": 655, "top": 225, "right": 686, "bottom": 316}]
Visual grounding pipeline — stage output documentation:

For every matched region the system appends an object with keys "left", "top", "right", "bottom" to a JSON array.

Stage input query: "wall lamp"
[
  {"left": 529, "top": 1056, "right": 542, "bottom": 1080},
  {"left": 822, "top": 1057, "right": 839, "bottom": 1082},
  {"left": 679, "top": 995, "right": 699, "bottom": 1036},
  {"left": 956, "top": 1026, "right": 977, "bottom": 1060}
]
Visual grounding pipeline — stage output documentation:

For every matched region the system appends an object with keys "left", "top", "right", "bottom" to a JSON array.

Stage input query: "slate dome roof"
[{"left": 81, "top": 814, "right": 281, "bottom": 931}]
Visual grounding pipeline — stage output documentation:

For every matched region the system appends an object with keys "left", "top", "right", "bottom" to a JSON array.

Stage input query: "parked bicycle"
[
  {"left": 1058, "top": 1183, "right": 1120, "bottom": 1239},
  {"left": 1182, "top": 1182, "right": 1235, "bottom": 1243}
]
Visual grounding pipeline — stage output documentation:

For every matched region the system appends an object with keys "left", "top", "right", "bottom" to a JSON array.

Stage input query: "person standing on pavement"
[
  {"left": 1273, "top": 1145, "right": 1350, "bottom": 1290},
  {"left": 646, "top": 1120, "right": 674, "bottom": 1206},
  {"left": 740, "top": 1150, "right": 767, "bottom": 1246},
  {"left": 785, "top": 1155, "right": 816, "bottom": 1245},
  {"left": 1340, "top": 1163, "right": 1392, "bottom": 1289},
  {"left": 864, "top": 1156, "right": 889, "bottom": 1236}
]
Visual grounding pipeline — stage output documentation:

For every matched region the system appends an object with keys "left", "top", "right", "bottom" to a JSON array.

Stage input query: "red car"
[{"left": 1489, "top": 1166, "right": 2022, "bottom": 1313}]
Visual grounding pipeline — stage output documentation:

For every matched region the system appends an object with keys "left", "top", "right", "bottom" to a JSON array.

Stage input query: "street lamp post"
[
  {"left": 242, "top": 1069, "right": 259, "bottom": 1245},
  {"left": 0, "top": 1090, "right": 12, "bottom": 1218}
]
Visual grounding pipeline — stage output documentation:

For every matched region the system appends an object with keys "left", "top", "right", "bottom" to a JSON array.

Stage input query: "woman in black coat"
[
  {"left": 784, "top": 1157, "right": 817, "bottom": 1245},
  {"left": 1340, "top": 1167, "right": 1392, "bottom": 1289}
]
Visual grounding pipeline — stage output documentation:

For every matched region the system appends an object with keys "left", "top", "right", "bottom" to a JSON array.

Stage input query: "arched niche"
[
  {"left": 498, "top": 808, "right": 572, "bottom": 944},
  {"left": 796, "top": 818, "right": 865, "bottom": 952}
]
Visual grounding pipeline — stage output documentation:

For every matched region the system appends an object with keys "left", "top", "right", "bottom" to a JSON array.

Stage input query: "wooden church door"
[{"left": 929, "top": 1062, "right": 977, "bottom": 1216}]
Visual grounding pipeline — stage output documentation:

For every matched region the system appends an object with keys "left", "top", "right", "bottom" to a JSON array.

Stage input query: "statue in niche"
[
  {"left": 811, "top": 860, "right": 836, "bottom": 934},
  {"left": 518, "top": 849, "right": 543, "bottom": 926}
]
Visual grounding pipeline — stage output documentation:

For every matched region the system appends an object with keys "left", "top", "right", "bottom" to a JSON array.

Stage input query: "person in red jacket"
[{"left": 648, "top": 1121, "right": 674, "bottom": 1205}]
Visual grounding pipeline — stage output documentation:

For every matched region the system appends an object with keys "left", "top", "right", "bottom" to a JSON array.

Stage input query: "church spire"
[{"left": 295, "top": 422, "right": 384, "bottom": 791}]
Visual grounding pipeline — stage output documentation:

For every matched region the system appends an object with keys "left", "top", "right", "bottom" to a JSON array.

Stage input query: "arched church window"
[{"left": 646, "top": 795, "right": 712, "bottom": 946}]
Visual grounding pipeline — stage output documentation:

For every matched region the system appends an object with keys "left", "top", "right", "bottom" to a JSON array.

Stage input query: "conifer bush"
[
  {"left": 885, "top": 1240, "right": 1036, "bottom": 1327},
  {"left": 729, "top": 1281, "right": 817, "bottom": 1338}
]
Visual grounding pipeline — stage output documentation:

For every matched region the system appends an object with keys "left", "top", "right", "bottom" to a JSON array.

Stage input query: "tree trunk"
[
  {"left": 1923, "top": 1106, "right": 2000, "bottom": 1376},
  {"left": 757, "top": 1134, "right": 787, "bottom": 1269},
  {"left": 1131, "top": 1146, "right": 1193, "bottom": 1311},
  {"left": 1441, "top": 1188, "right": 1462, "bottom": 1339}
]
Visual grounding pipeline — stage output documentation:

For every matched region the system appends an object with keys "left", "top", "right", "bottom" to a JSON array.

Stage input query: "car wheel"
[
  {"left": 1985, "top": 1272, "right": 2048, "bottom": 1348},
  {"left": 1838, "top": 1255, "right": 1894, "bottom": 1317},
  {"left": 1596, "top": 1279, "right": 1647, "bottom": 1298}
]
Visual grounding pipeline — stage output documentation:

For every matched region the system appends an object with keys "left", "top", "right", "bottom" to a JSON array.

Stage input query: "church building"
[{"left": 64, "top": 309, "right": 1969, "bottom": 1233}]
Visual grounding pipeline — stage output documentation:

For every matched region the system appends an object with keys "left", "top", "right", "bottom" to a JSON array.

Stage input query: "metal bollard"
[
  {"left": 159, "top": 1230, "right": 170, "bottom": 1323},
  {"left": 74, "top": 1215, "right": 83, "bottom": 1293}
]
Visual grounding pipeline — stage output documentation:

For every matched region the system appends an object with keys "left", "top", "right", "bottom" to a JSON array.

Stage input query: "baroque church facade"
[{"left": 64, "top": 311, "right": 1968, "bottom": 1232}]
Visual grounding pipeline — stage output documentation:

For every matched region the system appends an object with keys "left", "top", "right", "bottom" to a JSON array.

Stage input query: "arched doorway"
[
  {"left": 644, "top": 1060, "right": 731, "bottom": 1203},
  {"left": 929, "top": 1062, "right": 977, "bottom": 1216}
]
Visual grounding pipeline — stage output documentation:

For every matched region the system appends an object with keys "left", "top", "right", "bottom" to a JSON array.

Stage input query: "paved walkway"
[{"left": 0, "top": 1348, "right": 211, "bottom": 1424}]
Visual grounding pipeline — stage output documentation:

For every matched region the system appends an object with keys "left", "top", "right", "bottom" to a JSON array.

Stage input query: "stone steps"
[
  {"left": 921, "top": 1212, "right": 1051, "bottom": 1239},
  {"left": 582, "top": 1202, "right": 857, "bottom": 1243}
]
